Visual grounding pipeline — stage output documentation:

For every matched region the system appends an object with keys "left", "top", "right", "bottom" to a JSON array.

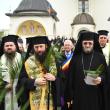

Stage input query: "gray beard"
[{"left": 83, "top": 48, "right": 93, "bottom": 54}]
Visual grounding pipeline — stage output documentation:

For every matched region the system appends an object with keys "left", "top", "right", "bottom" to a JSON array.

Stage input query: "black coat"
[{"left": 65, "top": 51, "right": 108, "bottom": 110}]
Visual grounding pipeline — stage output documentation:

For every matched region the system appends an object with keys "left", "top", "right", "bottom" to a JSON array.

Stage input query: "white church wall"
[
  {"left": 9, "top": 16, "right": 56, "bottom": 39},
  {"left": 91, "top": 0, "right": 110, "bottom": 34},
  {"left": 8, "top": 0, "right": 110, "bottom": 40},
  {"left": 48, "top": 0, "right": 77, "bottom": 38},
  {"left": 48, "top": 0, "right": 110, "bottom": 37}
]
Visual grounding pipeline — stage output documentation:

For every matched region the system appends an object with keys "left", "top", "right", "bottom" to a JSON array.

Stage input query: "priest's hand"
[
  {"left": 35, "top": 77, "right": 47, "bottom": 85},
  {"left": 44, "top": 73, "right": 56, "bottom": 81},
  {"left": 92, "top": 77, "right": 101, "bottom": 85},
  {"left": 5, "top": 83, "right": 13, "bottom": 91}
]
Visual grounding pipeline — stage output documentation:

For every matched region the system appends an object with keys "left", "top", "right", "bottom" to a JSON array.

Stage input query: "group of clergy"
[{"left": 0, "top": 29, "right": 110, "bottom": 110}]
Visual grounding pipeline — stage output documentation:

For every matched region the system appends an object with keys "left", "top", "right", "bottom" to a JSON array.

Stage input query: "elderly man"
[
  {"left": 62, "top": 39, "right": 74, "bottom": 71},
  {"left": 63, "top": 39, "right": 74, "bottom": 58},
  {"left": 61, "top": 39, "right": 74, "bottom": 110},
  {"left": 0, "top": 35, "right": 22, "bottom": 110},
  {"left": 98, "top": 30, "right": 110, "bottom": 110},
  {"left": 65, "top": 31, "right": 108, "bottom": 110},
  {"left": 98, "top": 30, "right": 110, "bottom": 66},
  {"left": 16, "top": 36, "right": 59, "bottom": 110}
]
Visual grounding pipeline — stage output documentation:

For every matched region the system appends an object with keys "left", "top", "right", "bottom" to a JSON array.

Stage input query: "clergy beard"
[
  {"left": 35, "top": 51, "right": 47, "bottom": 63},
  {"left": 5, "top": 52, "right": 16, "bottom": 60},
  {"left": 83, "top": 47, "right": 93, "bottom": 54}
]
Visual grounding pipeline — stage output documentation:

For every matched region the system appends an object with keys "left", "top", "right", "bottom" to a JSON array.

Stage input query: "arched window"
[{"left": 78, "top": 0, "right": 89, "bottom": 13}]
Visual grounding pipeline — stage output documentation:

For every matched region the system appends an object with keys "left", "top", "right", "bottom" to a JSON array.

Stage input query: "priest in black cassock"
[
  {"left": 65, "top": 31, "right": 108, "bottom": 110},
  {"left": 98, "top": 30, "right": 110, "bottom": 66},
  {"left": 97, "top": 30, "right": 110, "bottom": 110}
]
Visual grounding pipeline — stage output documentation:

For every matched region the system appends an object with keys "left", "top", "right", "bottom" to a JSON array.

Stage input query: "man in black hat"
[
  {"left": 98, "top": 30, "right": 110, "bottom": 110},
  {"left": 0, "top": 35, "right": 22, "bottom": 110},
  {"left": 16, "top": 36, "right": 59, "bottom": 110},
  {"left": 65, "top": 31, "right": 108, "bottom": 110},
  {"left": 98, "top": 30, "right": 110, "bottom": 66},
  {"left": 98, "top": 30, "right": 109, "bottom": 48}
]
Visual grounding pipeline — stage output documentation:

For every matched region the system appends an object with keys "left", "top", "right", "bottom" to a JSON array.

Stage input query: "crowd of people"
[{"left": 0, "top": 30, "right": 110, "bottom": 110}]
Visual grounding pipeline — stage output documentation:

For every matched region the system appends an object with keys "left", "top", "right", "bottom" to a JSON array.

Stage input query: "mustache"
[{"left": 7, "top": 48, "right": 13, "bottom": 50}]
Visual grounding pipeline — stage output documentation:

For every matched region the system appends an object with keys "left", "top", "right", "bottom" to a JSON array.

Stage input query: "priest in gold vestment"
[{"left": 16, "top": 36, "right": 59, "bottom": 110}]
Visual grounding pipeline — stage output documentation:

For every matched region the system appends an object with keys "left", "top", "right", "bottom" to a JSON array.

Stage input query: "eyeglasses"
[{"left": 83, "top": 42, "right": 93, "bottom": 45}]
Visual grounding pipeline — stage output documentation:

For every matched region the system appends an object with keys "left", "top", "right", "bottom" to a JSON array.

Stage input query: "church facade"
[{"left": 6, "top": 0, "right": 110, "bottom": 40}]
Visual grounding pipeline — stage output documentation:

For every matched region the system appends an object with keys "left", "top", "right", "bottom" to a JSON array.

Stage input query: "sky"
[{"left": 0, "top": 0, "right": 22, "bottom": 30}]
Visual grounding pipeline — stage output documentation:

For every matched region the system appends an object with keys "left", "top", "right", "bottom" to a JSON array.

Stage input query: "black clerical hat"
[
  {"left": 98, "top": 30, "right": 109, "bottom": 36},
  {"left": 26, "top": 36, "right": 50, "bottom": 45},
  {"left": 80, "top": 31, "right": 95, "bottom": 41},
  {"left": 25, "top": 36, "right": 50, "bottom": 60},
  {"left": 32, "top": 36, "right": 50, "bottom": 45},
  {"left": 73, "top": 31, "right": 102, "bottom": 55},
  {"left": 0, "top": 35, "right": 20, "bottom": 56},
  {"left": 2, "top": 35, "right": 19, "bottom": 43}
]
